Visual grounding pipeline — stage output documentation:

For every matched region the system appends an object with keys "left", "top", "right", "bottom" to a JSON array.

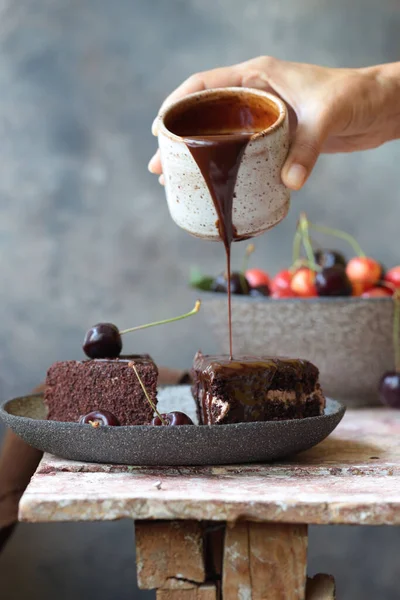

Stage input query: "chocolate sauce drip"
[
  {"left": 165, "top": 93, "right": 278, "bottom": 359},
  {"left": 185, "top": 134, "right": 252, "bottom": 359}
]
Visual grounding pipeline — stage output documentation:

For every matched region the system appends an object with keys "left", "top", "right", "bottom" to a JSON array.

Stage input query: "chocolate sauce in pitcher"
[{"left": 165, "top": 93, "right": 278, "bottom": 359}]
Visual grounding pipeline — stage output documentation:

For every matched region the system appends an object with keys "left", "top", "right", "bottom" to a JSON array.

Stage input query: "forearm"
[{"left": 366, "top": 61, "right": 400, "bottom": 143}]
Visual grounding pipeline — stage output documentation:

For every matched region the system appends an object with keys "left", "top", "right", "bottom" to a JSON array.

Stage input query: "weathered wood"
[
  {"left": 250, "top": 523, "right": 308, "bottom": 600},
  {"left": 306, "top": 574, "right": 336, "bottom": 599},
  {"left": 223, "top": 521, "right": 308, "bottom": 600},
  {"left": 222, "top": 522, "right": 252, "bottom": 599},
  {"left": 19, "top": 409, "right": 400, "bottom": 526},
  {"left": 156, "top": 585, "right": 217, "bottom": 600},
  {"left": 135, "top": 521, "right": 205, "bottom": 590},
  {"left": 204, "top": 523, "right": 224, "bottom": 597}
]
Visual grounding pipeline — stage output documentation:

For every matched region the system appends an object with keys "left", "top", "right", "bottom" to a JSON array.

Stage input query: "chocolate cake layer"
[
  {"left": 45, "top": 355, "right": 158, "bottom": 425},
  {"left": 191, "top": 352, "right": 325, "bottom": 425}
]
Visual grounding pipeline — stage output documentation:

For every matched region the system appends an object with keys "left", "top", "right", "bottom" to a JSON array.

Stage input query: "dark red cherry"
[
  {"left": 378, "top": 372, "right": 400, "bottom": 408},
  {"left": 151, "top": 411, "right": 194, "bottom": 426},
  {"left": 79, "top": 410, "right": 120, "bottom": 427},
  {"left": 249, "top": 284, "right": 270, "bottom": 297},
  {"left": 315, "top": 266, "right": 352, "bottom": 297},
  {"left": 379, "top": 262, "right": 387, "bottom": 279},
  {"left": 211, "top": 272, "right": 249, "bottom": 295},
  {"left": 314, "top": 249, "right": 347, "bottom": 269},
  {"left": 83, "top": 323, "right": 122, "bottom": 359}
]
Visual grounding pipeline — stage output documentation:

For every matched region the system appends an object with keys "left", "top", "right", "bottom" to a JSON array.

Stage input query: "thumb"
[{"left": 281, "top": 119, "right": 327, "bottom": 190}]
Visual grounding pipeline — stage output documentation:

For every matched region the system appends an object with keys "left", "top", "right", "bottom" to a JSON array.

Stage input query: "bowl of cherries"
[{"left": 191, "top": 214, "right": 400, "bottom": 408}]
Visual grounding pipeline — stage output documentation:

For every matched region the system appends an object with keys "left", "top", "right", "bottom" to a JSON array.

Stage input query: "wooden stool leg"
[
  {"left": 204, "top": 522, "right": 225, "bottom": 597},
  {"left": 156, "top": 586, "right": 217, "bottom": 599},
  {"left": 222, "top": 521, "right": 251, "bottom": 596},
  {"left": 223, "top": 521, "right": 308, "bottom": 600},
  {"left": 135, "top": 520, "right": 217, "bottom": 599},
  {"left": 306, "top": 574, "right": 336, "bottom": 599},
  {"left": 135, "top": 520, "right": 205, "bottom": 590}
]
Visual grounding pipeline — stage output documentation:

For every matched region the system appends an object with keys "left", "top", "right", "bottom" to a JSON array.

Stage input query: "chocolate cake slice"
[
  {"left": 44, "top": 355, "right": 158, "bottom": 425},
  {"left": 191, "top": 351, "right": 325, "bottom": 425}
]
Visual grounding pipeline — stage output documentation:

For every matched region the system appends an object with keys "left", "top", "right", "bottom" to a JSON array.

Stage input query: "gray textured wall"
[{"left": 1, "top": 1, "right": 400, "bottom": 598}]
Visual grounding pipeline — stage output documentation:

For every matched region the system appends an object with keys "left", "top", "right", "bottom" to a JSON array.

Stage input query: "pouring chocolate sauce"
[{"left": 165, "top": 94, "right": 279, "bottom": 359}]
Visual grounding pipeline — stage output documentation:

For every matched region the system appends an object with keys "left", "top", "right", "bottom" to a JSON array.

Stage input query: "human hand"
[{"left": 149, "top": 56, "right": 400, "bottom": 190}]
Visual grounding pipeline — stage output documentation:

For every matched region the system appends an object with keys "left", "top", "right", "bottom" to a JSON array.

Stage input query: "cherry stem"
[
  {"left": 239, "top": 243, "right": 255, "bottom": 292},
  {"left": 241, "top": 243, "right": 255, "bottom": 273},
  {"left": 291, "top": 220, "right": 315, "bottom": 272},
  {"left": 393, "top": 290, "right": 400, "bottom": 372},
  {"left": 299, "top": 213, "right": 321, "bottom": 272},
  {"left": 308, "top": 221, "right": 365, "bottom": 257},
  {"left": 129, "top": 362, "right": 167, "bottom": 425},
  {"left": 292, "top": 227, "right": 302, "bottom": 266},
  {"left": 289, "top": 258, "right": 309, "bottom": 274},
  {"left": 120, "top": 301, "right": 201, "bottom": 335}
]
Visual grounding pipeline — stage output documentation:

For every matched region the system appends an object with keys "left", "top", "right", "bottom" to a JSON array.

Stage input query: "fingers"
[
  {"left": 152, "top": 64, "right": 250, "bottom": 136},
  {"left": 147, "top": 150, "right": 164, "bottom": 184},
  {"left": 150, "top": 57, "right": 332, "bottom": 192},
  {"left": 150, "top": 62, "right": 256, "bottom": 176},
  {"left": 161, "top": 65, "right": 245, "bottom": 113},
  {"left": 148, "top": 149, "right": 162, "bottom": 175},
  {"left": 150, "top": 61, "right": 266, "bottom": 174},
  {"left": 281, "top": 117, "right": 328, "bottom": 190}
]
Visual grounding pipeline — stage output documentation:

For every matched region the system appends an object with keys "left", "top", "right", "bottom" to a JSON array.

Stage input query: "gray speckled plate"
[{"left": 0, "top": 387, "right": 345, "bottom": 466}]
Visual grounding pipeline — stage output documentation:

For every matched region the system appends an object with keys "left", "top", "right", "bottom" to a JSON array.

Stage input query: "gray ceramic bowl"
[
  {"left": 201, "top": 294, "right": 394, "bottom": 407},
  {"left": 0, "top": 389, "right": 345, "bottom": 466}
]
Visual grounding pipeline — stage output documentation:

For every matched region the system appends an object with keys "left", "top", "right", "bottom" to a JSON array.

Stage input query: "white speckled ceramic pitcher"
[{"left": 156, "top": 87, "right": 290, "bottom": 241}]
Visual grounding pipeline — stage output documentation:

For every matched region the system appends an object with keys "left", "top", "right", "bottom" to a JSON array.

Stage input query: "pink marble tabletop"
[{"left": 19, "top": 408, "right": 400, "bottom": 526}]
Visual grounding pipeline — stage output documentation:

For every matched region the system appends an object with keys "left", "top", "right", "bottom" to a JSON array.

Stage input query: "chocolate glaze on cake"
[
  {"left": 191, "top": 351, "right": 325, "bottom": 425},
  {"left": 45, "top": 355, "right": 158, "bottom": 426}
]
